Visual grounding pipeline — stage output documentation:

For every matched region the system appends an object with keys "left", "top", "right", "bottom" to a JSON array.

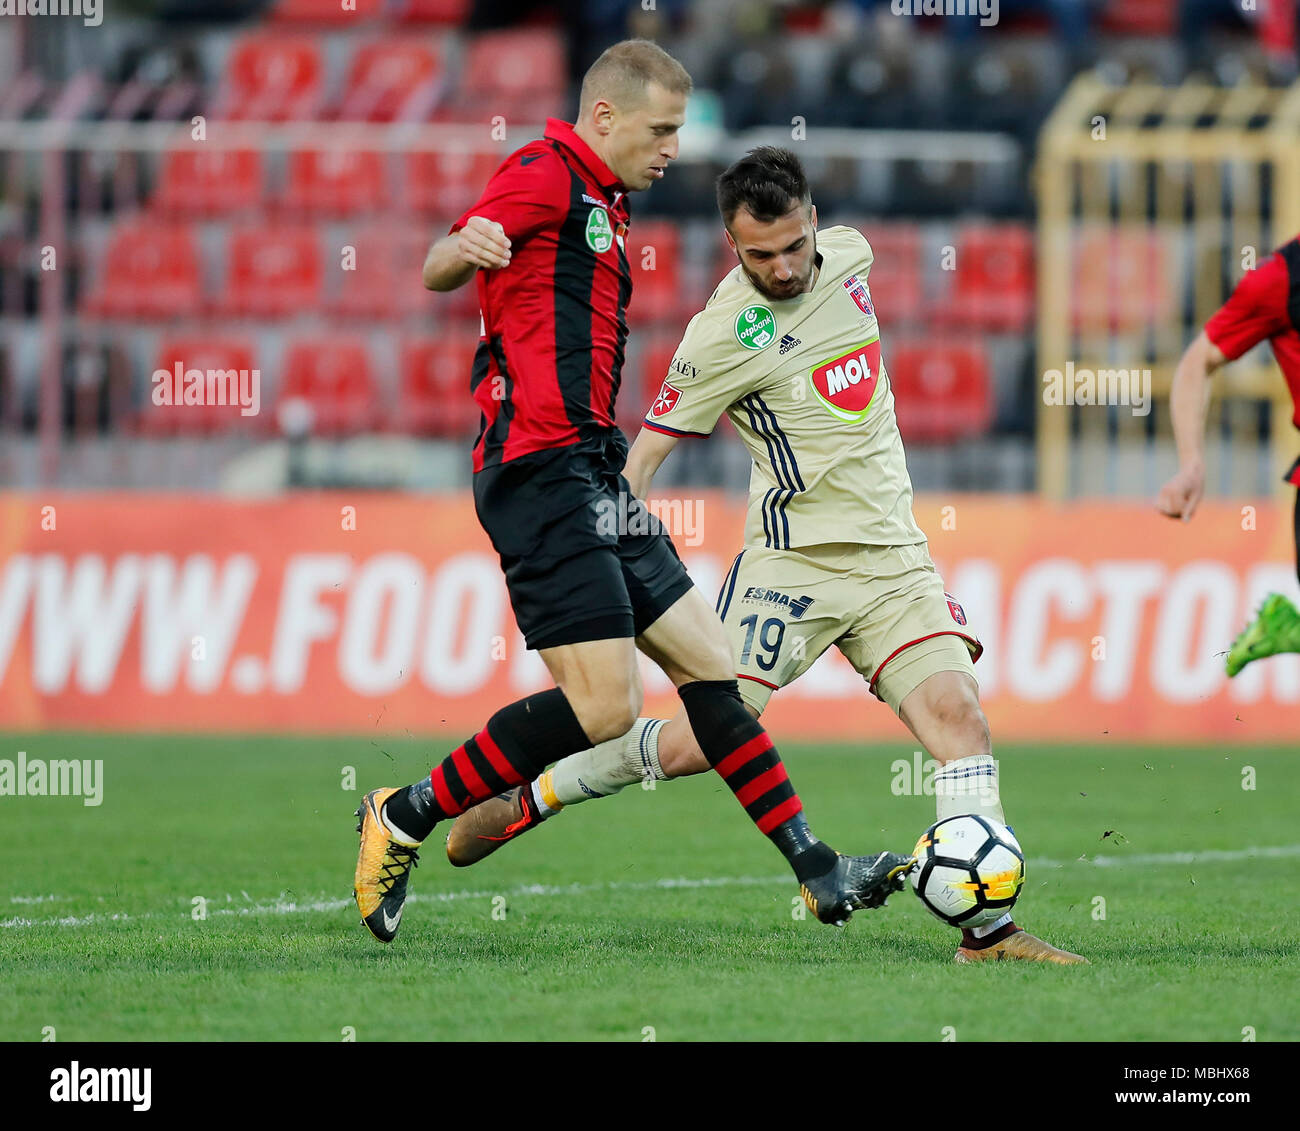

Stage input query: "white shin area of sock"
[
  {"left": 548, "top": 717, "right": 668, "bottom": 807},
  {"left": 933, "top": 753, "right": 1006, "bottom": 827}
]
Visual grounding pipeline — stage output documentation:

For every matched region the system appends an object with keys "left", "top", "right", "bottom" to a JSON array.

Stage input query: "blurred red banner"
[{"left": 0, "top": 492, "right": 1294, "bottom": 742}]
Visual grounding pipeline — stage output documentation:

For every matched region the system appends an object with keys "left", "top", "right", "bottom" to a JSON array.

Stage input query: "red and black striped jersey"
[
  {"left": 450, "top": 119, "right": 632, "bottom": 471},
  {"left": 1205, "top": 234, "right": 1300, "bottom": 430}
]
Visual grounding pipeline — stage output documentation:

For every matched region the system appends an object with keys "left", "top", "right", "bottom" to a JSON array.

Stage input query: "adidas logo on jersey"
[{"left": 778, "top": 333, "right": 802, "bottom": 355}]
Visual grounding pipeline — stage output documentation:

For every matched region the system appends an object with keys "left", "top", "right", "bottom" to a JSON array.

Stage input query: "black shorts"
[{"left": 473, "top": 434, "right": 695, "bottom": 650}]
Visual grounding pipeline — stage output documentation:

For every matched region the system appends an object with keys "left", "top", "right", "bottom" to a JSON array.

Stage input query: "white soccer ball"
[{"left": 909, "top": 815, "right": 1025, "bottom": 928}]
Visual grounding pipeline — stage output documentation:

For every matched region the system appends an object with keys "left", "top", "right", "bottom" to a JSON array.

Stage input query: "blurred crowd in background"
[{"left": 0, "top": 0, "right": 1295, "bottom": 492}]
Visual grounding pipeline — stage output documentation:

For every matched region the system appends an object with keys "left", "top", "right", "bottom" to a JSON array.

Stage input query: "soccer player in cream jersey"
[{"left": 448, "top": 146, "right": 1086, "bottom": 964}]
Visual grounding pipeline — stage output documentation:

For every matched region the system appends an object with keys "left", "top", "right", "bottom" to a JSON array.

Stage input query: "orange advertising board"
[{"left": 0, "top": 492, "right": 1294, "bottom": 742}]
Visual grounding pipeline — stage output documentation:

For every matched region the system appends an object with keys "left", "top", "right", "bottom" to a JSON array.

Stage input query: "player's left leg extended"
[
  {"left": 844, "top": 544, "right": 1087, "bottom": 966},
  {"left": 890, "top": 667, "right": 1084, "bottom": 965}
]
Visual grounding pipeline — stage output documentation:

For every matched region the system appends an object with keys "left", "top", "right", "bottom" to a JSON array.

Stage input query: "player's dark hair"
[{"left": 716, "top": 146, "right": 811, "bottom": 226}]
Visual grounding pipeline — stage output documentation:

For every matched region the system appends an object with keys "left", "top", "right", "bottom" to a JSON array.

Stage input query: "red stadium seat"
[
  {"left": 858, "top": 223, "right": 923, "bottom": 328},
  {"left": 405, "top": 149, "right": 506, "bottom": 217},
  {"left": 885, "top": 340, "right": 993, "bottom": 442},
  {"left": 457, "top": 30, "right": 566, "bottom": 103},
  {"left": 278, "top": 337, "right": 380, "bottom": 435},
  {"left": 337, "top": 38, "right": 444, "bottom": 122},
  {"left": 221, "top": 225, "right": 323, "bottom": 317},
  {"left": 627, "top": 220, "right": 683, "bottom": 325},
  {"left": 139, "top": 336, "right": 260, "bottom": 434},
  {"left": 332, "top": 225, "right": 435, "bottom": 319},
  {"left": 394, "top": 333, "right": 483, "bottom": 435},
  {"left": 941, "top": 223, "right": 1034, "bottom": 332},
  {"left": 215, "top": 35, "right": 324, "bottom": 121},
  {"left": 283, "top": 149, "right": 388, "bottom": 215},
  {"left": 271, "top": 0, "right": 384, "bottom": 23},
  {"left": 1098, "top": 0, "right": 1177, "bottom": 35},
  {"left": 153, "top": 148, "right": 263, "bottom": 215},
  {"left": 396, "top": 0, "right": 471, "bottom": 23},
  {"left": 1070, "top": 226, "right": 1174, "bottom": 333},
  {"left": 82, "top": 221, "right": 203, "bottom": 319},
  {"left": 438, "top": 29, "right": 566, "bottom": 122}
]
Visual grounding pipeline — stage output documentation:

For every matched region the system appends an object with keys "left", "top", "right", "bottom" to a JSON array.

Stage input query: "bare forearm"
[
  {"left": 422, "top": 235, "right": 477, "bottom": 292},
  {"left": 625, "top": 460, "right": 655, "bottom": 501},
  {"left": 1169, "top": 334, "right": 1217, "bottom": 470},
  {"left": 625, "top": 429, "right": 678, "bottom": 500}
]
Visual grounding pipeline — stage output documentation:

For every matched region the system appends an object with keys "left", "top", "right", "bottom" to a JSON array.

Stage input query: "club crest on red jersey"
[
  {"left": 651, "top": 380, "right": 682, "bottom": 417},
  {"left": 945, "top": 593, "right": 968, "bottom": 626}
]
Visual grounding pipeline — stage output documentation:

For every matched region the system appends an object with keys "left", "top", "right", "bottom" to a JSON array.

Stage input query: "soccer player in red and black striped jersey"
[
  {"left": 1157, "top": 234, "right": 1300, "bottom": 675},
  {"left": 352, "top": 40, "right": 911, "bottom": 943}
]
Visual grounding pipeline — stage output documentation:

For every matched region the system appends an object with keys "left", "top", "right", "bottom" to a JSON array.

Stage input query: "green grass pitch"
[{"left": 1, "top": 733, "right": 1296, "bottom": 1042}]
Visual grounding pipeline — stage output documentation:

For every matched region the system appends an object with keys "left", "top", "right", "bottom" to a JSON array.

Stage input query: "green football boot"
[{"left": 1226, "top": 593, "right": 1300, "bottom": 677}]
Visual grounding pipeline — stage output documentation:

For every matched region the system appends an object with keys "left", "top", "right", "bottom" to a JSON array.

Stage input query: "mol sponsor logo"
[{"left": 809, "top": 337, "right": 882, "bottom": 422}]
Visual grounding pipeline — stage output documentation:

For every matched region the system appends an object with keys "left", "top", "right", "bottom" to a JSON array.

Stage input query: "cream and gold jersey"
[{"left": 643, "top": 225, "right": 925, "bottom": 550}]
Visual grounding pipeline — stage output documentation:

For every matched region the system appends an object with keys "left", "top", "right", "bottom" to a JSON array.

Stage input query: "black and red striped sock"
[
  {"left": 384, "top": 689, "right": 590, "bottom": 842},
  {"left": 678, "top": 679, "right": 836, "bottom": 882}
]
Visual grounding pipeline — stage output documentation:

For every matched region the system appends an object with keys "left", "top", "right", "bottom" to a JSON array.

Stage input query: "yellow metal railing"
[{"left": 1035, "top": 75, "right": 1299, "bottom": 499}]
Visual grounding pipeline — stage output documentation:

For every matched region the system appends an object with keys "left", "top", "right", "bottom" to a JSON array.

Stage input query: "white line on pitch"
[{"left": 4, "top": 844, "right": 1299, "bottom": 930}]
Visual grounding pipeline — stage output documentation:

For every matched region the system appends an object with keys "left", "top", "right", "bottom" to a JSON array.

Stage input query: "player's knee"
[
  {"left": 946, "top": 688, "right": 990, "bottom": 750},
  {"left": 571, "top": 686, "right": 641, "bottom": 746},
  {"left": 700, "top": 639, "right": 735, "bottom": 683},
  {"left": 925, "top": 677, "right": 989, "bottom": 745},
  {"left": 690, "top": 623, "right": 735, "bottom": 683}
]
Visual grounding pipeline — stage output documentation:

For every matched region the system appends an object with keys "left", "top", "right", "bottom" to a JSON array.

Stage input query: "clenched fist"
[
  {"left": 457, "top": 216, "right": 511, "bottom": 271},
  {"left": 1155, "top": 463, "right": 1205, "bottom": 523}
]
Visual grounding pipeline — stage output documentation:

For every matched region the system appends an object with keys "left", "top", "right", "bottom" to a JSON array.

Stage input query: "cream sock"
[
  {"left": 545, "top": 718, "right": 668, "bottom": 807},
  {"left": 933, "top": 753, "right": 1006, "bottom": 827}
]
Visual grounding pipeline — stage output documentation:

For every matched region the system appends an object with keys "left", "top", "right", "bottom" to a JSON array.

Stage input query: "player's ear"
[
  {"left": 810, "top": 203, "right": 818, "bottom": 230},
  {"left": 590, "top": 98, "right": 615, "bottom": 136},
  {"left": 723, "top": 227, "right": 737, "bottom": 254}
]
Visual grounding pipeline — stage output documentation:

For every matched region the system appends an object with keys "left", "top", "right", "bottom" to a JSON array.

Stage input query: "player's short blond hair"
[{"left": 579, "top": 39, "right": 692, "bottom": 116}]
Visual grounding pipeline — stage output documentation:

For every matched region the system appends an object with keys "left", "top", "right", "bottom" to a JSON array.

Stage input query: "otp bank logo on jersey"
[
  {"left": 650, "top": 380, "right": 682, "bottom": 417},
  {"left": 809, "top": 336, "right": 882, "bottom": 422}
]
